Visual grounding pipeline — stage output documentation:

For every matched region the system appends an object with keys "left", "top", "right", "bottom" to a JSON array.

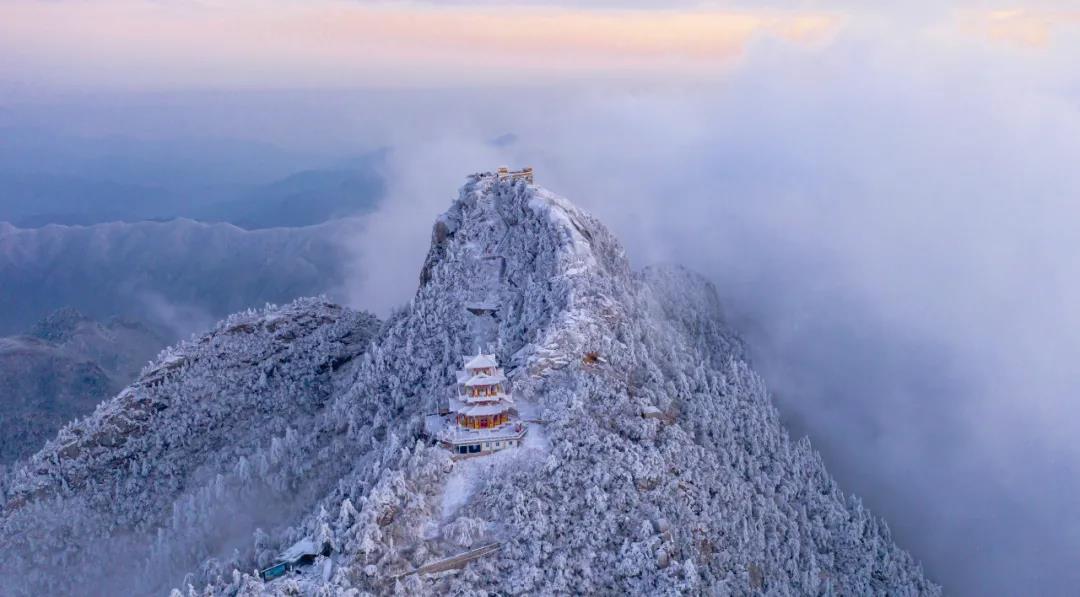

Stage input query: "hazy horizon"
[{"left": 4, "top": 2, "right": 1080, "bottom": 594}]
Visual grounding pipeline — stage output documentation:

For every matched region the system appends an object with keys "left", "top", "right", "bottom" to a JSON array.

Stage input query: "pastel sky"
[
  {"left": 3, "top": 0, "right": 1079, "bottom": 91},
  {"left": 4, "top": 3, "right": 1080, "bottom": 596}
]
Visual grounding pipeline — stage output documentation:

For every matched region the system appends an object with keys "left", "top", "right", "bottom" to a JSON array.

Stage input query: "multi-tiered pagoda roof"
[{"left": 436, "top": 351, "right": 526, "bottom": 456}]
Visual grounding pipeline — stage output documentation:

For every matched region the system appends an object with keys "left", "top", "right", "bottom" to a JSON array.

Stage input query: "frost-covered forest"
[
  {"left": 0, "top": 307, "right": 167, "bottom": 464},
  {"left": 0, "top": 175, "right": 937, "bottom": 595}
]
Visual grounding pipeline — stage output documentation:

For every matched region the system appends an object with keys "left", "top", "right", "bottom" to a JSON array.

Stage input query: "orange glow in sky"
[
  {"left": 3, "top": 1, "right": 1077, "bottom": 92},
  {"left": 0, "top": 1, "right": 841, "bottom": 90}
]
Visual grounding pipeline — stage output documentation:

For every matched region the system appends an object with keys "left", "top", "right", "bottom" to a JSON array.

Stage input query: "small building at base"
[
  {"left": 258, "top": 538, "right": 331, "bottom": 581},
  {"left": 436, "top": 352, "right": 527, "bottom": 456}
]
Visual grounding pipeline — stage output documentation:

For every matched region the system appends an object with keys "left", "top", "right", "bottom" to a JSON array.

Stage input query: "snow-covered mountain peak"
[
  {"left": 429, "top": 173, "right": 626, "bottom": 281},
  {"left": 0, "top": 175, "right": 938, "bottom": 596},
  {"left": 421, "top": 175, "right": 634, "bottom": 382}
]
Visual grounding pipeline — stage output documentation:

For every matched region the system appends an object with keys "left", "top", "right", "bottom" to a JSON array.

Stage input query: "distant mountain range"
[
  {"left": 0, "top": 174, "right": 937, "bottom": 595},
  {"left": 0, "top": 308, "right": 167, "bottom": 464},
  {"left": 0, "top": 164, "right": 383, "bottom": 229},
  {"left": 0, "top": 218, "right": 359, "bottom": 336},
  {"left": 0, "top": 127, "right": 386, "bottom": 229},
  {"left": 189, "top": 160, "right": 385, "bottom": 229}
]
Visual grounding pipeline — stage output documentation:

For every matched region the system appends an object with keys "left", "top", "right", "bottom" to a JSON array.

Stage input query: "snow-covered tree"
[{"left": 0, "top": 173, "right": 938, "bottom": 596}]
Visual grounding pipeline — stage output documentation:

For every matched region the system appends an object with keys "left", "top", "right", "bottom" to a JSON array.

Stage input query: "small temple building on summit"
[
  {"left": 436, "top": 351, "right": 527, "bottom": 456},
  {"left": 496, "top": 166, "right": 534, "bottom": 183}
]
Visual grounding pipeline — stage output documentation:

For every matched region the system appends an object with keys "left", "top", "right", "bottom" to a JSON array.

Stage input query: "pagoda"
[{"left": 437, "top": 351, "right": 526, "bottom": 456}]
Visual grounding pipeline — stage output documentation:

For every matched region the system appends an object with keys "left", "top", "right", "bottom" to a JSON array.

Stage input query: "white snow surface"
[
  {"left": 280, "top": 538, "right": 318, "bottom": 562},
  {"left": 0, "top": 173, "right": 939, "bottom": 596},
  {"left": 463, "top": 353, "right": 498, "bottom": 370}
]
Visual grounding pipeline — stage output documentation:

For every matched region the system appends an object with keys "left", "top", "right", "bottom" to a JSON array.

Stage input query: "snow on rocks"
[
  {"left": 0, "top": 298, "right": 380, "bottom": 596},
  {"left": 0, "top": 173, "right": 939, "bottom": 596}
]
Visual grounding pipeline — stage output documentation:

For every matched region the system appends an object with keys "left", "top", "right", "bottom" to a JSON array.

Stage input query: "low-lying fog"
[{"left": 4, "top": 15, "right": 1079, "bottom": 595}]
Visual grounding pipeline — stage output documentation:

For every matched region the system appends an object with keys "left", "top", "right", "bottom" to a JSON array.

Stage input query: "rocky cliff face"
[{"left": 0, "top": 175, "right": 937, "bottom": 596}]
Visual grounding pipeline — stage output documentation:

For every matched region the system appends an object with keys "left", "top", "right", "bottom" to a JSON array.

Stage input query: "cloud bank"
[
  {"left": 5, "top": 3, "right": 1080, "bottom": 595},
  {"left": 337, "top": 24, "right": 1080, "bottom": 596}
]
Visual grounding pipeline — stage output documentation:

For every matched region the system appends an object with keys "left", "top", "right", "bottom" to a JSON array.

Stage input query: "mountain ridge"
[
  {"left": 0, "top": 174, "right": 937, "bottom": 595},
  {"left": 0, "top": 217, "right": 358, "bottom": 336},
  {"left": 0, "top": 308, "right": 167, "bottom": 465}
]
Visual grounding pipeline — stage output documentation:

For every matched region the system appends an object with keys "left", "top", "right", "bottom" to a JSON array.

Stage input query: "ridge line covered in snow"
[{"left": 0, "top": 175, "right": 938, "bottom": 596}]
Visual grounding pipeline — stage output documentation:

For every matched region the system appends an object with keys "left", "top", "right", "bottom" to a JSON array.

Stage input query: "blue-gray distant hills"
[
  {"left": 0, "top": 165, "right": 382, "bottom": 229},
  {"left": 0, "top": 162, "right": 383, "bottom": 229},
  {"left": 191, "top": 162, "right": 384, "bottom": 229},
  {"left": 0, "top": 218, "right": 359, "bottom": 337},
  {"left": 0, "top": 308, "right": 167, "bottom": 464},
  {"left": 0, "top": 127, "right": 386, "bottom": 229}
]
